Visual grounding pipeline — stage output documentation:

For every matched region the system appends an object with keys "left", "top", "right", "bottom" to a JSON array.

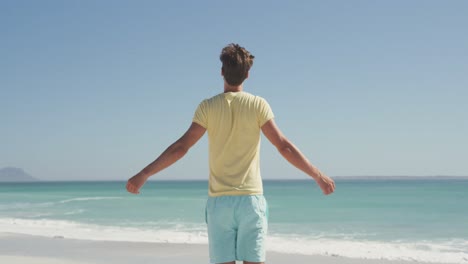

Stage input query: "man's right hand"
[{"left": 315, "top": 174, "right": 335, "bottom": 195}]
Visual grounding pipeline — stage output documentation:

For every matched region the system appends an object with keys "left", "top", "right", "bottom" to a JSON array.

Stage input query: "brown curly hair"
[{"left": 220, "top": 43, "right": 255, "bottom": 86}]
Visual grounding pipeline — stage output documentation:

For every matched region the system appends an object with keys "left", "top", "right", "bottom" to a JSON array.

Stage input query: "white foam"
[
  {"left": 0, "top": 202, "right": 53, "bottom": 210},
  {"left": 63, "top": 209, "right": 86, "bottom": 215},
  {"left": 266, "top": 236, "right": 468, "bottom": 264},
  {"left": 0, "top": 218, "right": 208, "bottom": 244},
  {"left": 0, "top": 218, "right": 466, "bottom": 263},
  {"left": 58, "top": 197, "right": 123, "bottom": 203},
  {"left": 0, "top": 197, "right": 122, "bottom": 210}
]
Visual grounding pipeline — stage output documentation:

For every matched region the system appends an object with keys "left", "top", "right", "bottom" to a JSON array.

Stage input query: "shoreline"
[{"left": 0, "top": 232, "right": 443, "bottom": 264}]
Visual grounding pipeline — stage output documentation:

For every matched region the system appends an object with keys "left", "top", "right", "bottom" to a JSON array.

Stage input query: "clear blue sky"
[{"left": 1, "top": 1, "right": 467, "bottom": 181}]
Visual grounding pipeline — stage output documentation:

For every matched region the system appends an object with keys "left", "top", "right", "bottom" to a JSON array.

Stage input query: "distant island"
[{"left": 0, "top": 167, "right": 38, "bottom": 182}]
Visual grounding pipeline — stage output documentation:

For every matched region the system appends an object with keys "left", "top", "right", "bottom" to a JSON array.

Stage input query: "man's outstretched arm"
[
  {"left": 261, "top": 119, "right": 335, "bottom": 195},
  {"left": 126, "top": 122, "right": 206, "bottom": 194}
]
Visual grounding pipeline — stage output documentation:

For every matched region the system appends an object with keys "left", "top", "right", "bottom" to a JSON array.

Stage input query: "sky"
[{"left": 1, "top": 1, "right": 467, "bottom": 181}]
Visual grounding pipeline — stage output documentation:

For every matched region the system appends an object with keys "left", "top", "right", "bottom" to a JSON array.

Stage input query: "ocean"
[{"left": 0, "top": 179, "right": 467, "bottom": 263}]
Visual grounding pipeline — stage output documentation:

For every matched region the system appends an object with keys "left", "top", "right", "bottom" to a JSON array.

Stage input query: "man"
[{"left": 126, "top": 43, "right": 335, "bottom": 264}]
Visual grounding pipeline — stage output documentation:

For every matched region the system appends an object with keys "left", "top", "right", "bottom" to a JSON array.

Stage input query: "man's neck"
[{"left": 224, "top": 82, "right": 243, "bottom": 93}]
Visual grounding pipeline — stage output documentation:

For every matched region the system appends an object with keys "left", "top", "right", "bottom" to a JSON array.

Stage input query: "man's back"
[{"left": 193, "top": 91, "right": 274, "bottom": 197}]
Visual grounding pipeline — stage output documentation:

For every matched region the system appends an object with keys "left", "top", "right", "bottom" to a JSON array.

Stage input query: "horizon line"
[{"left": 2, "top": 175, "right": 468, "bottom": 183}]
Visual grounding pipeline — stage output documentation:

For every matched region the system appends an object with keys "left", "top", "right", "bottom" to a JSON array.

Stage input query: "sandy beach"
[{"left": 0, "top": 232, "right": 441, "bottom": 264}]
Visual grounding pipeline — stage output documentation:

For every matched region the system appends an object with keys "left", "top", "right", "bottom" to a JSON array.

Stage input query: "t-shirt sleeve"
[
  {"left": 257, "top": 97, "right": 275, "bottom": 127},
  {"left": 193, "top": 100, "right": 208, "bottom": 128}
]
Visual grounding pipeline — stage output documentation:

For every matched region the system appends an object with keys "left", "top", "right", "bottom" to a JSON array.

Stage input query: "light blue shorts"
[{"left": 205, "top": 195, "right": 269, "bottom": 264}]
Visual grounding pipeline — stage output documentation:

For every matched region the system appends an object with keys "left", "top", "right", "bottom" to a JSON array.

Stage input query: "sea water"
[{"left": 0, "top": 179, "right": 467, "bottom": 263}]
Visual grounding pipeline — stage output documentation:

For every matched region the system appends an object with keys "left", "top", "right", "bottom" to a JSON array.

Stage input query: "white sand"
[
  {"left": 0, "top": 232, "right": 439, "bottom": 264},
  {"left": 0, "top": 255, "right": 88, "bottom": 264}
]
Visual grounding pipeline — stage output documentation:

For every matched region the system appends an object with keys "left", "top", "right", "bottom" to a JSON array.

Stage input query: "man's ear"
[
  {"left": 221, "top": 67, "right": 224, "bottom": 76},
  {"left": 245, "top": 71, "right": 249, "bottom": 79}
]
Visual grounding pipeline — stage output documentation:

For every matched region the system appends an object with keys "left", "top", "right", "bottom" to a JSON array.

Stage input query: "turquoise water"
[{"left": 0, "top": 179, "right": 467, "bottom": 263}]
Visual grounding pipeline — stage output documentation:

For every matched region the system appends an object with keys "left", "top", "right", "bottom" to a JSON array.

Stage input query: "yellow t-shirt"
[{"left": 193, "top": 91, "right": 274, "bottom": 197}]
